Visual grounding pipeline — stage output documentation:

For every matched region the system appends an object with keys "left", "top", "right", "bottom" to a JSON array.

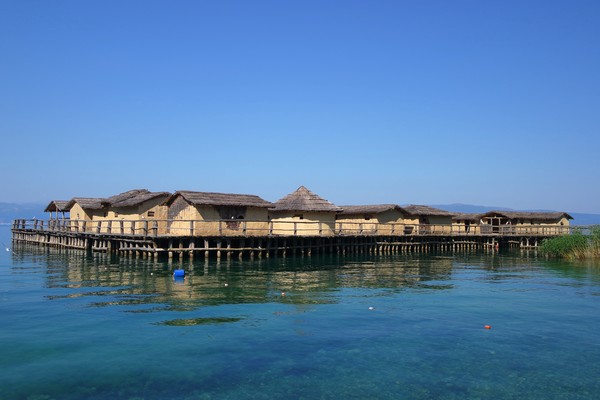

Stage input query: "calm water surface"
[{"left": 1, "top": 226, "right": 600, "bottom": 400}]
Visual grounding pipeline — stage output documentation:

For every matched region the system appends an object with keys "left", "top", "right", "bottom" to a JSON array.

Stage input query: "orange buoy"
[{"left": 484, "top": 325, "right": 492, "bottom": 329}]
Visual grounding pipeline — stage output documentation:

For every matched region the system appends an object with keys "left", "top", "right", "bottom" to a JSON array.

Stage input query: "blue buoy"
[{"left": 173, "top": 269, "right": 185, "bottom": 278}]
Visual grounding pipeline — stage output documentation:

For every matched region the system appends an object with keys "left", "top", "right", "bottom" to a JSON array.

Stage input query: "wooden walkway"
[{"left": 11, "top": 218, "right": 572, "bottom": 260}]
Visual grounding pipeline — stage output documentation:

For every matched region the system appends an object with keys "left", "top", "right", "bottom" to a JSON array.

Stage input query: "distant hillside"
[
  {"left": 0, "top": 203, "right": 46, "bottom": 225},
  {"left": 432, "top": 203, "right": 600, "bottom": 226}
]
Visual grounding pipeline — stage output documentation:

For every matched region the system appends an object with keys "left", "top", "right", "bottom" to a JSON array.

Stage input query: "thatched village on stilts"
[{"left": 12, "top": 186, "right": 573, "bottom": 260}]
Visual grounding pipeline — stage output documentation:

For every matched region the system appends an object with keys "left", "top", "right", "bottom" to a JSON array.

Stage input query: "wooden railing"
[{"left": 11, "top": 219, "right": 574, "bottom": 238}]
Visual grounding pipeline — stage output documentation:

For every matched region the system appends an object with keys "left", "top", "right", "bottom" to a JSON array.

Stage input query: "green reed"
[{"left": 541, "top": 226, "right": 600, "bottom": 259}]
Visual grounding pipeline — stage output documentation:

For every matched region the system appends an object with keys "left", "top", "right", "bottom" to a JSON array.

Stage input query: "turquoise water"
[{"left": 2, "top": 227, "right": 600, "bottom": 400}]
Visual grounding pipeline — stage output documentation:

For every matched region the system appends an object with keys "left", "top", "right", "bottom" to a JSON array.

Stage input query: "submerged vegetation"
[{"left": 541, "top": 226, "right": 600, "bottom": 259}]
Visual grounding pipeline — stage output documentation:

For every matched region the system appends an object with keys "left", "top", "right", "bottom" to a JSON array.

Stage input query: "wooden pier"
[{"left": 11, "top": 218, "right": 569, "bottom": 260}]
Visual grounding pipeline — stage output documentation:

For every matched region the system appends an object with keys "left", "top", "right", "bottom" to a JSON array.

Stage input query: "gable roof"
[
  {"left": 44, "top": 200, "right": 70, "bottom": 213},
  {"left": 271, "top": 186, "right": 342, "bottom": 212},
  {"left": 66, "top": 189, "right": 171, "bottom": 211},
  {"left": 451, "top": 213, "right": 481, "bottom": 222},
  {"left": 164, "top": 191, "right": 273, "bottom": 208},
  {"left": 102, "top": 189, "right": 149, "bottom": 206},
  {"left": 108, "top": 190, "right": 171, "bottom": 208},
  {"left": 66, "top": 197, "right": 104, "bottom": 211},
  {"left": 481, "top": 211, "right": 573, "bottom": 221},
  {"left": 338, "top": 204, "right": 408, "bottom": 215},
  {"left": 403, "top": 205, "right": 454, "bottom": 217}
]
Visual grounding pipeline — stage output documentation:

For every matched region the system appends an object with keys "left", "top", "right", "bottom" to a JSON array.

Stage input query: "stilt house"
[
  {"left": 66, "top": 189, "right": 170, "bottom": 233},
  {"left": 479, "top": 211, "right": 573, "bottom": 234},
  {"left": 336, "top": 204, "right": 411, "bottom": 235},
  {"left": 66, "top": 197, "right": 104, "bottom": 221},
  {"left": 402, "top": 205, "right": 454, "bottom": 234},
  {"left": 100, "top": 189, "right": 170, "bottom": 220},
  {"left": 451, "top": 213, "right": 481, "bottom": 234},
  {"left": 269, "top": 186, "right": 342, "bottom": 236},
  {"left": 162, "top": 191, "right": 273, "bottom": 236}
]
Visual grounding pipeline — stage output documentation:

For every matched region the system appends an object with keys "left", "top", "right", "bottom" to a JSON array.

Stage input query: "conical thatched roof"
[
  {"left": 271, "top": 186, "right": 342, "bottom": 212},
  {"left": 165, "top": 191, "right": 273, "bottom": 208}
]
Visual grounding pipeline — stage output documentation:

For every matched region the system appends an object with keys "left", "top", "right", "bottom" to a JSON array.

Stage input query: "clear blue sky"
[{"left": 1, "top": 1, "right": 599, "bottom": 213}]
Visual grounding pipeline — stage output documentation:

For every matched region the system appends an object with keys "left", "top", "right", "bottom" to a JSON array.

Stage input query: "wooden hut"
[
  {"left": 66, "top": 197, "right": 104, "bottom": 221},
  {"left": 65, "top": 190, "right": 170, "bottom": 234},
  {"left": 101, "top": 189, "right": 170, "bottom": 220},
  {"left": 479, "top": 211, "right": 573, "bottom": 235},
  {"left": 44, "top": 200, "right": 70, "bottom": 220},
  {"left": 451, "top": 213, "right": 481, "bottom": 234},
  {"left": 162, "top": 190, "right": 273, "bottom": 236},
  {"left": 402, "top": 205, "right": 454, "bottom": 234},
  {"left": 98, "top": 189, "right": 171, "bottom": 235},
  {"left": 336, "top": 204, "right": 410, "bottom": 235},
  {"left": 269, "top": 186, "right": 342, "bottom": 236}
]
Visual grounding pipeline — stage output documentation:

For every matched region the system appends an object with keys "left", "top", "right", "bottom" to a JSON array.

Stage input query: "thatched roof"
[
  {"left": 108, "top": 190, "right": 170, "bottom": 208},
  {"left": 271, "top": 186, "right": 342, "bottom": 212},
  {"left": 66, "top": 197, "right": 104, "bottom": 211},
  {"left": 102, "top": 189, "right": 149, "bottom": 206},
  {"left": 481, "top": 211, "right": 573, "bottom": 221},
  {"left": 165, "top": 191, "right": 273, "bottom": 208},
  {"left": 403, "top": 205, "right": 454, "bottom": 217},
  {"left": 338, "top": 204, "right": 408, "bottom": 215},
  {"left": 66, "top": 189, "right": 171, "bottom": 211},
  {"left": 451, "top": 213, "right": 481, "bottom": 222},
  {"left": 44, "top": 200, "right": 70, "bottom": 213}
]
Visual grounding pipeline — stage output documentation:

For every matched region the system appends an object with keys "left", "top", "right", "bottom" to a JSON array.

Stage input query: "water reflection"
[
  {"left": 10, "top": 243, "right": 457, "bottom": 308},
  {"left": 10, "top": 242, "right": 600, "bottom": 314},
  {"left": 5, "top": 236, "right": 600, "bottom": 400}
]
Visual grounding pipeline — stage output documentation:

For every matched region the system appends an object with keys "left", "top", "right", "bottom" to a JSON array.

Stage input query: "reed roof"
[
  {"left": 451, "top": 213, "right": 481, "bottom": 222},
  {"left": 66, "top": 198, "right": 104, "bottom": 210},
  {"left": 271, "top": 186, "right": 343, "bottom": 212},
  {"left": 481, "top": 211, "right": 573, "bottom": 221},
  {"left": 65, "top": 189, "right": 171, "bottom": 211},
  {"left": 403, "top": 205, "right": 454, "bottom": 217},
  {"left": 44, "top": 200, "right": 70, "bottom": 213},
  {"left": 108, "top": 190, "right": 171, "bottom": 208},
  {"left": 165, "top": 191, "right": 273, "bottom": 208},
  {"left": 102, "top": 189, "right": 149, "bottom": 206},
  {"left": 338, "top": 204, "right": 408, "bottom": 215}
]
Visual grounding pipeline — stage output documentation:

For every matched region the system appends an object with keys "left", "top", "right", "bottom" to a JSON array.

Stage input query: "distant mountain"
[
  {"left": 0, "top": 202, "right": 46, "bottom": 225},
  {"left": 431, "top": 203, "right": 600, "bottom": 226}
]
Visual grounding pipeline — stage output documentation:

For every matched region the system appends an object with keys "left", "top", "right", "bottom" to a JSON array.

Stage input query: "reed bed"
[{"left": 541, "top": 226, "right": 600, "bottom": 259}]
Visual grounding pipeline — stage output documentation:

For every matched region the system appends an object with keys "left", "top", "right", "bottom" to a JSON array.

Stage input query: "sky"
[{"left": 1, "top": 1, "right": 599, "bottom": 213}]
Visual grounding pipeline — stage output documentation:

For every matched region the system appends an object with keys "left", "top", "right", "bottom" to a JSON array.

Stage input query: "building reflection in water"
[{"left": 11, "top": 242, "right": 538, "bottom": 313}]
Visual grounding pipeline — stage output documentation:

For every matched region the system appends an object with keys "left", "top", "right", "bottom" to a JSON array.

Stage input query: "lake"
[{"left": 1, "top": 226, "right": 600, "bottom": 400}]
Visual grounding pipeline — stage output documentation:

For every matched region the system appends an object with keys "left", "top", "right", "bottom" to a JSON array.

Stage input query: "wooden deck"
[{"left": 11, "top": 218, "right": 573, "bottom": 260}]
